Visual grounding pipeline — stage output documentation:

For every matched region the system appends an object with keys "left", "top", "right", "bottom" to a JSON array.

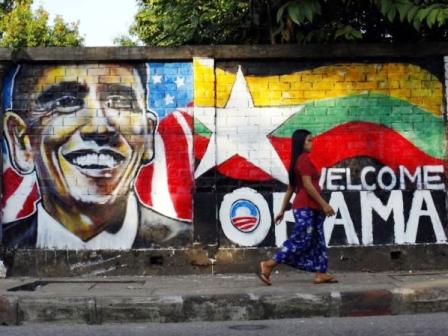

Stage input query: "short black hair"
[{"left": 10, "top": 63, "right": 148, "bottom": 121}]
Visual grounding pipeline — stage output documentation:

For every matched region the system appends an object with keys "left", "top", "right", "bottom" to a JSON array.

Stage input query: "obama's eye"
[
  {"left": 52, "top": 96, "right": 84, "bottom": 113},
  {"left": 106, "top": 95, "right": 134, "bottom": 110},
  {"left": 35, "top": 95, "right": 84, "bottom": 114}
]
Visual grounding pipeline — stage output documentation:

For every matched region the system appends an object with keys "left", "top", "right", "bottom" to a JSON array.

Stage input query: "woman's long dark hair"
[{"left": 288, "top": 129, "right": 311, "bottom": 187}]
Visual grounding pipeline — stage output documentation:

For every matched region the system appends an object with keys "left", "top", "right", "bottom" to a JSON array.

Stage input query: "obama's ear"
[
  {"left": 4, "top": 111, "right": 35, "bottom": 174},
  {"left": 142, "top": 110, "right": 158, "bottom": 164}
]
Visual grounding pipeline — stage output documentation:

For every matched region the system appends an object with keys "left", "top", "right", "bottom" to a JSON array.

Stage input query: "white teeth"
[
  {"left": 99, "top": 153, "right": 117, "bottom": 168},
  {"left": 71, "top": 153, "right": 118, "bottom": 168}
]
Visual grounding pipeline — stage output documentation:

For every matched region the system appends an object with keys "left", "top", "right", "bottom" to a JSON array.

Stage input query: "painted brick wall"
[
  {"left": 194, "top": 59, "right": 447, "bottom": 248},
  {"left": 1, "top": 53, "right": 447, "bottom": 252}
]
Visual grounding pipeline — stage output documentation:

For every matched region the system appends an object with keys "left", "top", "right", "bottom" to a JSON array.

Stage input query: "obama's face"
[{"left": 5, "top": 64, "right": 156, "bottom": 238}]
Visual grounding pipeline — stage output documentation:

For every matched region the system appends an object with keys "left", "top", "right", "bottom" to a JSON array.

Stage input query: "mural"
[
  {"left": 2, "top": 63, "right": 193, "bottom": 249},
  {"left": 1, "top": 58, "right": 447, "bottom": 251},
  {"left": 194, "top": 60, "right": 447, "bottom": 247}
]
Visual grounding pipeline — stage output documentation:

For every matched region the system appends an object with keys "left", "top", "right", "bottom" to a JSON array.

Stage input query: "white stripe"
[
  {"left": 150, "top": 132, "right": 177, "bottom": 218},
  {"left": 2, "top": 173, "right": 37, "bottom": 223},
  {"left": 145, "top": 63, "right": 150, "bottom": 110},
  {"left": 7, "top": 65, "right": 21, "bottom": 110},
  {"left": 173, "top": 111, "right": 194, "bottom": 172},
  {"left": 2, "top": 143, "right": 12, "bottom": 172}
]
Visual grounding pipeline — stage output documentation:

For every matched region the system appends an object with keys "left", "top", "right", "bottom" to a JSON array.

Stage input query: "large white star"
[{"left": 194, "top": 66, "right": 304, "bottom": 184}]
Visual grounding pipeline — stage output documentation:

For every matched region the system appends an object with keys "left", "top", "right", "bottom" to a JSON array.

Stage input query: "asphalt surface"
[{"left": 1, "top": 313, "right": 448, "bottom": 336}]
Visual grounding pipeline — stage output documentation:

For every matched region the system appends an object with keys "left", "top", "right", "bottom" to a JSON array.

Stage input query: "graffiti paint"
[
  {"left": 322, "top": 165, "right": 444, "bottom": 191},
  {"left": 2, "top": 63, "right": 193, "bottom": 249},
  {"left": 219, "top": 188, "right": 271, "bottom": 246},
  {"left": 2, "top": 57, "right": 448, "bottom": 251},
  {"left": 195, "top": 60, "right": 447, "bottom": 247}
]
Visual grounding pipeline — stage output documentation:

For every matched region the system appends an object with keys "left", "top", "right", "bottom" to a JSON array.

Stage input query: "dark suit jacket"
[{"left": 3, "top": 214, "right": 38, "bottom": 248}]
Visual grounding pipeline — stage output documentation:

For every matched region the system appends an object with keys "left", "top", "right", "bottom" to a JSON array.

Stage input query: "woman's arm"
[
  {"left": 273, "top": 184, "right": 294, "bottom": 224},
  {"left": 302, "top": 176, "right": 335, "bottom": 217}
]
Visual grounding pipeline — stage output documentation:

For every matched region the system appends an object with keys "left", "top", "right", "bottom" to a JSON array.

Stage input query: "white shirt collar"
[{"left": 36, "top": 193, "right": 139, "bottom": 250}]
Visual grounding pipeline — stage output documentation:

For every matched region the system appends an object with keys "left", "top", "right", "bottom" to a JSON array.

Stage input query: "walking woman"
[{"left": 258, "top": 129, "right": 337, "bottom": 285}]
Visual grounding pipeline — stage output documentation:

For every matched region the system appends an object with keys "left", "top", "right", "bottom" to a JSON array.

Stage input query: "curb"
[{"left": 1, "top": 285, "right": 448, "bottom": 325}]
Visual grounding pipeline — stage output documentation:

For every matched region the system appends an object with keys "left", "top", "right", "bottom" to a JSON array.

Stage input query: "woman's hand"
[
  {"left": 322, "top": 204, "right": 335, "bottom": 217},
  {"left": 274, "top": 211, "right": 285, "bottom": 225}
]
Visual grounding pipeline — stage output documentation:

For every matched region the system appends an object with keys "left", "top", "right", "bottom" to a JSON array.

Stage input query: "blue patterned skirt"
[{"left": 273, "top": 208, "right": 328, "bottom": 273}]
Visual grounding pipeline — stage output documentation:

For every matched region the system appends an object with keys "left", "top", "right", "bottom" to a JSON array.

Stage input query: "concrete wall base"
[{"left": 2, "top": 244, "right": 447, "bottom": 277}]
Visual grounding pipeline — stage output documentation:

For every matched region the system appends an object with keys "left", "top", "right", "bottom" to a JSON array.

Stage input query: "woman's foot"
[
  {"left": 314, "top": 273, "right": 338, "bottom": 284},
  {"left": 257, "top": 261, "right": 273, "bottom": 285}
]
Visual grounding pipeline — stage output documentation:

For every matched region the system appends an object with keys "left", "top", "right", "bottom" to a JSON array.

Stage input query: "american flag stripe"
[
  {"left": 173, "top": 110, "right": 194, "bottom": 172},
  {"left": 134, "top": 110, "right": 194, "bottom": 221},
  {"left": 15, "top": 184, "right": 39, "bottom": 219},
  {"left": 150, "top": 132, "right": 178, "bottom": 218},
  {"left": 157, "top": 111, "right": 193, "bottom": 220},
  {"left": 2, "top": 169, "right": 37, "bottom": 223},
  {"left": 2, "top": 166, "right": 24, "bottom": 201}
]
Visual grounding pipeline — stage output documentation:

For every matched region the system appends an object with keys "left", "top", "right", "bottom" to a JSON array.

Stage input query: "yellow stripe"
[
  {"left": 193, "top": 58, "right": 215, "bottom": 107},
  {"left": 212, "top": 63, "right": 443, "bottom": 116}
]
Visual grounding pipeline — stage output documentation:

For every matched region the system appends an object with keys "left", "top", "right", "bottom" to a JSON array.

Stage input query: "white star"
[
  {"left": 175, "top": 76, "right": 185, "bottom": 88},
  {"left": 164, "top": 93, "right": 175, "bottom": 105},
  {"left": 152, "top": 74, "right": 162, "bottom": 84},
  {"left": 194, "top": 66, "right": 304, "bottom": 184}
]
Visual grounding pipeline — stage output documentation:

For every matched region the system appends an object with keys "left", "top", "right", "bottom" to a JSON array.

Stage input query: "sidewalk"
[{"left": 1, "top": 269, "right": 448, "bottom": 325}]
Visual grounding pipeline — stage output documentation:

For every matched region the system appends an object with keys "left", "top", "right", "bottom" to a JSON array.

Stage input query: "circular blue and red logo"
[{"left": 230, "top": 200, "right": 260, "bottom": 233}]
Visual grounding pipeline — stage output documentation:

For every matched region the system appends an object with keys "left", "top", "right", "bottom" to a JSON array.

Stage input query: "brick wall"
[{"left": 0, "top": 46, "right": 447, "bottom": 252}]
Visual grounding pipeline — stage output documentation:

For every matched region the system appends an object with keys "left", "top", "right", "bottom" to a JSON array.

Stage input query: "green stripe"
[
  {"left": 194, "top": 117, "right": 213, "bottom": 137},
  {"left": 272, "top": 93, "right": 444, "bottom": 159}
]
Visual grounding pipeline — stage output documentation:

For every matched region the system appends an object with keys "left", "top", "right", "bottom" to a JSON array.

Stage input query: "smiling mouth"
[{"left": 63, "top": 150, "right": 126, "bottom": 170}]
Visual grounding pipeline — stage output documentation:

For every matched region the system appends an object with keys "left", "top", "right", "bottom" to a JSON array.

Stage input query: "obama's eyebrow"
[{"left": 36, "top": 81, "right": 89, "bottom": 105}]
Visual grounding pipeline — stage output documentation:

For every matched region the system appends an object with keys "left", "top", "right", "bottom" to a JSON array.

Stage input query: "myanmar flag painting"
[{"left": 193, "top": 61, "right": 444, "bottom": 183}]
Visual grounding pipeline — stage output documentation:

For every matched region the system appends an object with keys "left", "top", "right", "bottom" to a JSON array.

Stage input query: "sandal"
[
  {"left": 257, "top": 261, "right": 272, "bottom": 285},
  {"left": 256, "top": 272, "right": 272, "bottom": 286},
  {"left": 313, "top": 276, "right": 338, "bottom": 284}
]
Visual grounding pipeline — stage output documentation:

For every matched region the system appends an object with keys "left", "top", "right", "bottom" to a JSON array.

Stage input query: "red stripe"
[
  {"left": 194, "top": 134, "right": 210, "bottom": 159},
  {"left": 134, "top": 164, "right": 154, "bottom": 207},
  {"left": 235, "top": 223, "right": 257, "bottom": 230},
  {"left": 180, "top": 111, "right": 193, "bottom": 129},
  {"left": 232, "top": 218, "right": 257, "bottom": 225},
  {"left": 309, "top": 122, "right": 444, "bottom": 171},
  {"left": 2, "top": 168, "right": 24, "bottom": 206},
  {"left": 234, "top": 223, "right": 257, "bottom": 230},
  {"left": 158, "top": 113, "right": 192, "bottom": 220},
  {"left": 16, "top": 184, "right": 39, "bottom": 219},
  {"left": 218, "top": 154, "right": 274, "bottom": 181},
  {"left": 232, "top": 216, "right": 257, "bottom": 223},
  {"left": 233, "top": 220, "right": 257, "bottom": 227}
]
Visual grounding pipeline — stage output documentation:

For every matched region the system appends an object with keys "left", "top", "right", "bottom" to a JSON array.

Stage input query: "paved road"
[{"left": 2, "top": 313, "right": 448, "bottom": 336}]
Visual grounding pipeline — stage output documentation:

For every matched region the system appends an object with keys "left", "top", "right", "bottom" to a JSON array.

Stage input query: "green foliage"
[
  {"left": 126, "top": 0, "right": 270, "bottom": 46},
  {"left": 374, "top": 0, "right": 448, "bottom": 30},
  {"left": 113, "top": 34, "right": 140, "bottom": 47},
  {"left": 118, "top": 0, "right": 448, "bottom": 46},
  {"left": 0, "top": 0, "right": 84, "bottom": 48},
  {"left": 276, "top": 0, "right": 448, "bottom": 43}
]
